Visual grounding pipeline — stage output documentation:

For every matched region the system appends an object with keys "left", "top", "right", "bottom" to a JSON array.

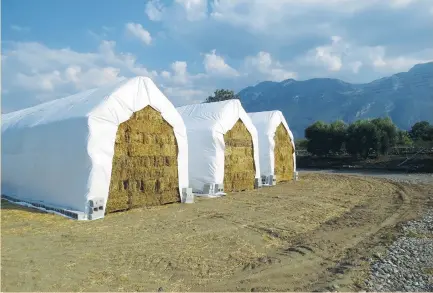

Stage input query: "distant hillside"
[{"left": 238, "top": 62, "right": 433, "bottom": 138}]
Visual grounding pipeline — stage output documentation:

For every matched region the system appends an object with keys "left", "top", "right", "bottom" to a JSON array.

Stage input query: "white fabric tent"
[
  {"left": 248, "top": 110, "right": 296, "bottom": 178},
  {"left": 1, "top": 76, "right": 189, "bottom": 218},
  {"left": 176, "top": 100, "right": 261, "bottom": 193}
]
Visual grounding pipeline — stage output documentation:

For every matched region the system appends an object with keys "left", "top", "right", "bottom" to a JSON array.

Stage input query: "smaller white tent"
[
  {"left": 248, "top": 110, "right": 296, "bottom": 180},
  {"left": 1, "top": 76, "right": 189, "bottom": 220},
  {"left": 177, "top": 100, "right": 261, "bottom": 193}
]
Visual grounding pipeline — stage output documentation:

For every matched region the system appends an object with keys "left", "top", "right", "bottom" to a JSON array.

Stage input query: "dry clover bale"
[
  {"left": 274, "top": 123, "right": 294, "bottom": 182},
  {"left": 223, "top": 119, "right": 256, "bottom": 192},
  {"left": 106, "top": 106, "right": 180, "bottom": 213}
]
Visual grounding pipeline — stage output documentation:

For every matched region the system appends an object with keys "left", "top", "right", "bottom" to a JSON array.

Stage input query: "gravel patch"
[{"left": 365, "top": 210, "right": 433, "bottom": 292}]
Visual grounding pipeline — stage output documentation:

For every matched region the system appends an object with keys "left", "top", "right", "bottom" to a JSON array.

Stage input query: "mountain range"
[{"left": 238, "top": 62, "right": 433, "bottom": 139}]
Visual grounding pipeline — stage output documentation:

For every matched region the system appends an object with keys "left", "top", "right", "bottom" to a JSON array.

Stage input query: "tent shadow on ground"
[{"left": 1, "top": 199, "right": 48, "bottom": 214}]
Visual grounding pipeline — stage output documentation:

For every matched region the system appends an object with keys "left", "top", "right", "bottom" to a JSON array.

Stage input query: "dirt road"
[{"left": 1, "top": 173, "right": 432, "bottom": 292}]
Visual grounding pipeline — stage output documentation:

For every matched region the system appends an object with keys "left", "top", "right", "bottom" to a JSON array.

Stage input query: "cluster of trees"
[
  {"left": 204, "top": 89, "right": 240, "bottom": 103},
  {"left": 203, "top": 89, "right": 433, "bottom": 159},
  {"left": 303, "top": 118, "right": 433, "bottom": 158}
]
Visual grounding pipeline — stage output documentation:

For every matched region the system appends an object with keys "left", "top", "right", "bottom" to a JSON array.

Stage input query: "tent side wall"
[
  {"left": 184, "top": 128, "right": 221, "bottom": 192},
  {"left": 1, "top": 117, "right": 92, "bottom": 212},
  {"left": 249, "top": 119, "right": 273, "bottom": 177}
]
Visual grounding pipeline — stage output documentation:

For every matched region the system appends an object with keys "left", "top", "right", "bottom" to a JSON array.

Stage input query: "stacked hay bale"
[
  {"left": 223, "top": 119, "right": 256, "bottom": 192},
  {"left": 107, "top": 106, "right": 180, "bottom": 213},
  {"left": 248, "top": 111, "right": 296, "bottom": 184},
  {"left": 1, "top": 76, "right": 189, "bottom": 220},
  {"left": 176, "top": 100, "right": 261, "bottom": 195},
  {"left": 274, "top": 123, "right": 295, "bottom": 182}
]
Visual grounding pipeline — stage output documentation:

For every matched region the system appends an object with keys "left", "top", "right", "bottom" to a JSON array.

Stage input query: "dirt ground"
[
  {"left": 1, "top": 173, "right": 432, "bottom": 292},
  {"left": 297, "top": 154, "right": 433, "bottom": 173}
]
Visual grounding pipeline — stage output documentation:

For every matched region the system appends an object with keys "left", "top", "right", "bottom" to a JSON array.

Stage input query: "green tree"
[
  {"left": 396, "top": 130, "right": 413, "bottom": 146},
  {"left": 371, "top": 117, "right": 398, "bottom": 155},
  {"left": 329, "top": 120, "right": 348, "bottom": 153},
  {"left": 204, "top": 89, "right": 240, "bottom": 103},
  {"left": 410, "top": 122, "right": 433, "bottom": 148},
  {"left": 346, "top": 120, "right": 380, "bottom": 158},
  {"left": 409, "top": 121, "right": 433, "bottom": 141},
  {"left": 427, "top": 126, "right": 433, "bottom": 141},
  {"left": 295, "top": 139, "right": 308, "bottom": 150},
  {"left": 305, "top": 121, "right": 332, "bottom": 156}
]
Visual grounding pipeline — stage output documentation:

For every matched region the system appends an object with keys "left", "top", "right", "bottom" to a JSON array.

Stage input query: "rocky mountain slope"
[{"left": 238, "top": 62, "right": 433, "bottom": 138}]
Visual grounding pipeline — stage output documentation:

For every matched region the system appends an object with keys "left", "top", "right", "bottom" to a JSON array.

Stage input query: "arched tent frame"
[
  {"left": 177, "top": 100, "right": 261, "bottom": 193},
  {"left": 248, "top": 110, "right": 296, "bottom": 178},
  {"left": 1, "top": 77, "right": 189, "bottom": 219}
]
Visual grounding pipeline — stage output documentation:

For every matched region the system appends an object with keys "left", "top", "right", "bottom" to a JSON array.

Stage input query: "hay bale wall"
[
  {"left": 106, "top": 106, "right": 180, "bottom": 213},
  {"left": 223, "top": 119, "right": 256, "bottom": 192},
  {"left": 274, "top": 123, "right": 294, "bottom": 182}
]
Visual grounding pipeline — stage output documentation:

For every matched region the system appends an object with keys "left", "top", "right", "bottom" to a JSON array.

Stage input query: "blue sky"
[{"left": 2, "top": 0, "right": 433, "bottom": 113}]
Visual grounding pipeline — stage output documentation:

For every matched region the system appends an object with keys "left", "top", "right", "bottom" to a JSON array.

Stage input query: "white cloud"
[
  {"left": 390, "top": 0, "right": 417, "bottom": 8},
  {"left": 161, "top": 86, "right": 210, "bottom": 106},
  {"left": 174, "top": 0, "right": 208, "bottom": 21},
  {"left": 209, "top": 0, "right": 387, "bottom": 33},
  {"left": 13, "top": 67, "right": 122, "bottom": 92},
  {"left": 145, "top": 0, "right": 165, "bottom": 21},
  {"left": 1, "top": 40, "right": 157, "bottom": 111},
  {"left": 161, "top": 70, "right": 171, "bottom": 79},
  {"left": 245, "top": 51, "right": 297, "bottom": 81},
  {"left": 1, "top": 39, "right": 218, "bottom": 112},
  {"left": 125, "top": 23, "right": 152, "bottom": 45},
  {"left": 350, "top": 61, "right": 363, "bottom": 73},
  {"left": 203, "top": 49, "right": 239, "bottom": 77},
  {"left": 209, "top": 0, "right": 429, "bottom": 31},
  {"left": 10, "top": 25, "right": 30, "bottom": 32},
  {"left": 170, "top": 61, "right": 190, "bottom": 85},
  {"left": 300, "top": 36, "right": 433, "bottom": 76},
  {"left": 368, "top": 46, "right": 433, "bottom": 71},
  {"left": 146, "top": 0, "right": 207, "bottom": 22},
  {"left": 102, "top": 26, "right": 114, "bottom": 32},
  {"left": 311, "top": 35, "right": 346, "bottom": 72}
]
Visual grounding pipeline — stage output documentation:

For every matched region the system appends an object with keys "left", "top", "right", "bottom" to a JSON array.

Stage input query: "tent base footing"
[{"left": 1, "top": 194, "right": 88, "bottom": 220}]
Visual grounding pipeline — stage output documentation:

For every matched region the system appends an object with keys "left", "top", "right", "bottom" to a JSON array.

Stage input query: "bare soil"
[{"left": 1, "top": 173, "right": 432, "bottom": 292}]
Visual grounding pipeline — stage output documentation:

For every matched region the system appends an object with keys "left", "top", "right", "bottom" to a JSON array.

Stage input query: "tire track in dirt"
[
  {"left": 2, "top": 173, "right": 429, "bottom": 292},
  {"left": 207, "top": 177, "right": 422, "bottom": 292}
]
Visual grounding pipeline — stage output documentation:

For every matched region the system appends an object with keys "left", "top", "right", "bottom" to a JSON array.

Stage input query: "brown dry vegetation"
[
  {"left": 106, "top": 106, "right": 180, "bottom": 213},
  {"left": 2, "top": 173, "right": 432, "bottom": 292},
  {"left": 274, "top": 123, "right": 294, "bottom": 182},
  {"left": 224, "top": 119, "right": 256, "bottom": 192}
]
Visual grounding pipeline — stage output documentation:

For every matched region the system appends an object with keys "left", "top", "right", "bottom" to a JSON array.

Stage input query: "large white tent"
[
  {"left": 176, "top": 99, "right": 261, "bottom": 193},
  {"left": 248, "top": 110, "right": 296, "bottom": 182},
  {"left": 1, "top": 76, "right": 190, "bottom": 220}
]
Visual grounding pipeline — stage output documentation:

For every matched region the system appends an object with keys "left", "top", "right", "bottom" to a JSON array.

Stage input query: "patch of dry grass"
[{"left": 1, "top": 173, "right": 401, "bottom": 292}]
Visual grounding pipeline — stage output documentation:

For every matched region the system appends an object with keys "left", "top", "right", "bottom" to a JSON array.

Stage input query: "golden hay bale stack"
[
  {"left": 106, "top": 106, "right": 180, "bottom": 213},
  {"left": 223, "top": 119, "right": 256, "bottom": 192},
  {"left": 274, "top": 123, "right": 294, "bottom": 182}
]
